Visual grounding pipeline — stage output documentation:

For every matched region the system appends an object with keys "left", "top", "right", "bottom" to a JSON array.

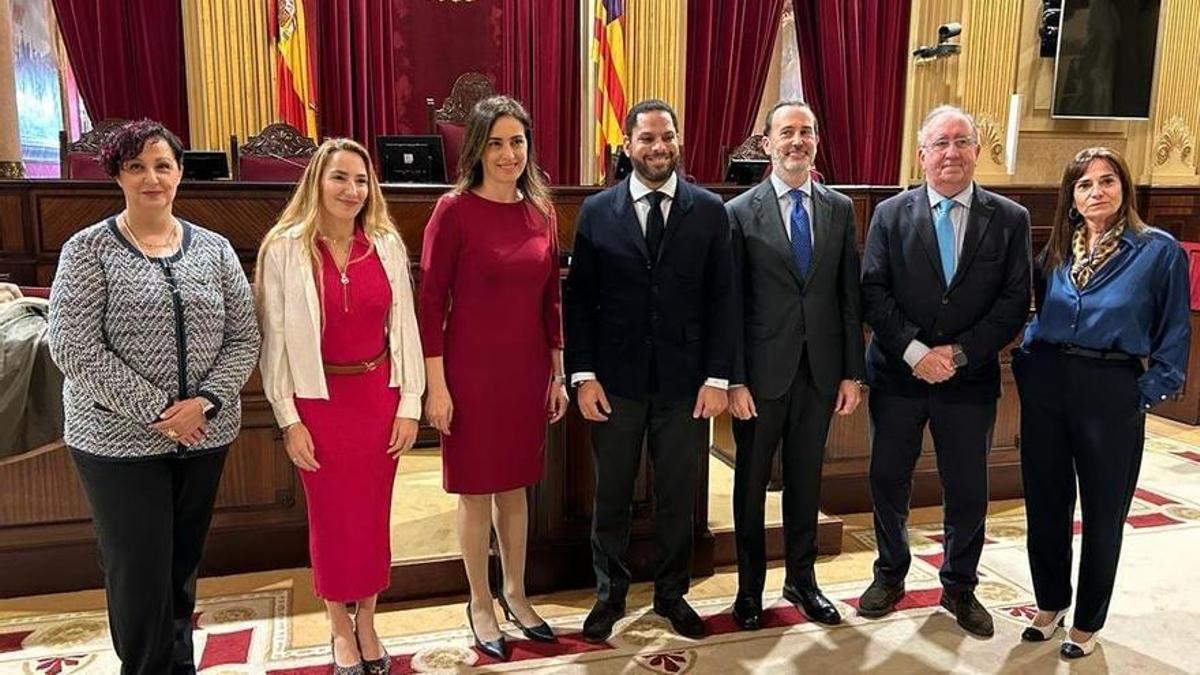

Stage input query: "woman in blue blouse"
[{"left": 1012, "top": 147, "right": 1190, "bottom": 658}]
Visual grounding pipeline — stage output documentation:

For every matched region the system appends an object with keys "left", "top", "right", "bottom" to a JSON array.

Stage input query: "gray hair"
[{"left": 916, "top": 105, "right": 978, "bottom": 148}]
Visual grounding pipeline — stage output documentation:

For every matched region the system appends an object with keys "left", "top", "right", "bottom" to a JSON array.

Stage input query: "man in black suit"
[
  {"left": 858, "top": 105, "right": 1031, "bottom": 637},
  {"left": 725, "top": 100, "right": 865, "bottom": 631},
  {"left": 564, "top": 99, "right": 733, "bottom": 642}
]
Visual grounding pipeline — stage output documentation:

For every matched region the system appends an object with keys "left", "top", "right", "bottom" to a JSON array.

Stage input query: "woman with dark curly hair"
[{"left": 48, "top": 119, "right": 260, "bottom": 674}]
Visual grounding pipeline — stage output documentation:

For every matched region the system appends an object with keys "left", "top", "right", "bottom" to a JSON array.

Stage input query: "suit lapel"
[
  {"left": 610, "top": 178, "right": 649, "bottom": 261},
  {"left": 910, "top": 186, "right": 947, "bottom": 288},
  {"left": 806, "top": 183, "right": 834, "bottom": 283},
  {"left": 949, "top": 186, "right": 996, "bottom": 291},
  {"left": 751, "top": 179, "right": 803, "bottom": 287},
  {"left": 658, "top": 177, "right": 694, "bottom": 264}
]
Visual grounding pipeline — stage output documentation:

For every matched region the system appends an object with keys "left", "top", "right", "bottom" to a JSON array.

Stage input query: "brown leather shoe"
[
  {"left": 857, "top": 579, "right": 905, "bottom": 618},
  {"left": 940, "top": 589, "right": 994, "bottom": 638}
]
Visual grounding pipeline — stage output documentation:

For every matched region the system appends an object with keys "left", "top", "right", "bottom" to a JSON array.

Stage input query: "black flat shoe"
[
  {"left": 496, "top": 593, "right": 556, "bottom": 642},
  {"left": 466, "top": 602, "right": 509, "bottom": 661},
  {"left": 582, "top": 600, "right": 625, "bottom": 643},
  {"left": 653, "top": 597, "right": 707, "bottom": 639}
]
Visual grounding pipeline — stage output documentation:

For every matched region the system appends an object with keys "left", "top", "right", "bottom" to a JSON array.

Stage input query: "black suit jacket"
[
  {"left": 564, "top": 177, "right": 734, "bottom": 401},
  {"left": 727, "top": 179, "right": 866, "bottom": 399},
  {"left": 861, "top": 184, "right": 1031, "bottom": 401}
]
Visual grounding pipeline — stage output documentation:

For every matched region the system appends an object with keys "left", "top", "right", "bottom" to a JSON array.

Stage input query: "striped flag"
[
  {"left": 593, "top": 0, "right": 628, "bottom": 175},
  {"left": 271, "top": 0, "right": 317, "bottom": 138}
]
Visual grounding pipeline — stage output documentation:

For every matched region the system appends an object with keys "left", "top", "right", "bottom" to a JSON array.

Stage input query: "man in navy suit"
[
  {"left": 858, "top": 105, "right": 1031, "bottom": 637},
  {"left": 564, "top": 99, "right": 733, "bottom": 642}
]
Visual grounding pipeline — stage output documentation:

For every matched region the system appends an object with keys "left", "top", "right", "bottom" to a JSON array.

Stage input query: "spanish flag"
[
  {"left": 593, "top": 0, "right": 628, "bottom": 173},
  {"left": 271, "top": 0, "right": 317, "bottom": 138}
]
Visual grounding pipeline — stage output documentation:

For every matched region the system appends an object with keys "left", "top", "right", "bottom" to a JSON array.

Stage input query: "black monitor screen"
[
  {"left": 724, "top": 159, "right": 769, "bottom": 185},
  {"left": 1051, "top": 0, "right": 1161, "bottom": 119},
  {"left": 377, "top": 135, "right": 447, "bottom": 184},
  {"left": 182, "top": 151, "right": 229, "bottom": 181}
]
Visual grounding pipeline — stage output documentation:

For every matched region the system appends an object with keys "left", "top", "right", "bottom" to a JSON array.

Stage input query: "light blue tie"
[
  {"left": 789, "top": 189, "right": 812, "bottom": 278},
  {"left": 935, "top": 197, "right": 956, "bottom": 284}
]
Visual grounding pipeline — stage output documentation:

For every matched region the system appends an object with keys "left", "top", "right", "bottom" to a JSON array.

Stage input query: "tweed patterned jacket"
[{"left": 48, "top": 218, "right": 261, "bottom": 459}]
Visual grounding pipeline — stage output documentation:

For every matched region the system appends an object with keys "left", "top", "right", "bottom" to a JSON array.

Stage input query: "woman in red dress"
[
  {"left": 420, "top": 96, "right": 568, "bottom": 661},
  {"left": 258, "top": 139, "right": 425, "bottom": 673}
]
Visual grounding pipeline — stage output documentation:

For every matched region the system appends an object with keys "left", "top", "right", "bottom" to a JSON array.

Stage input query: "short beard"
[{"left": 632, "top": 153, "right": 678, "bottom": 184}]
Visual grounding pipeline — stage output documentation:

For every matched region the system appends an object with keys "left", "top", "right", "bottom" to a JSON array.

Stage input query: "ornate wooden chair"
[
  {"left": 425, "top": 72, "right": 495, "bottom": 179},
  {"left": 230, "top": 122, "right": 318, "bottom": 182},
  {"left": 59, "top": 119, "right": 129, "bottom": 179}
]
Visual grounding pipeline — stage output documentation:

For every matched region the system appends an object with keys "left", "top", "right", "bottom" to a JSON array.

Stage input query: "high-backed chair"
[
  {"left": 230, "top": 122, "right": 318, "bottom": 182},
  {"left": 722, "top": 133, "right": 825, "bottom": 184},
  {"left": 60, "top": 119, "right": 129, "bottom": 179},
  {"left": 425, "top": 72, "right": 495, "bottom": 179}
]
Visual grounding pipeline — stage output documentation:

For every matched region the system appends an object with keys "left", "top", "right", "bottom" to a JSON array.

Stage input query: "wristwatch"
[{"left": 950, "top": 344, "right": 968, "bottom": 368}]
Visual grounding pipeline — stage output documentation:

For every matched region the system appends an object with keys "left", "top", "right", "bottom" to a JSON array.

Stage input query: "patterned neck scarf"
[{"left": 1070, "top": 221, "right": 1125, "bottom": 288}]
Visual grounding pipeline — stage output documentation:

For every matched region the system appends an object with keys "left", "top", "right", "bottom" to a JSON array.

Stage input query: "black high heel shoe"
[
  {"left": 496, "top": 593, "right": 556, "bottom": 642},
  {"left": 466, "top": 602, "right": 509, "bottom": 661}
]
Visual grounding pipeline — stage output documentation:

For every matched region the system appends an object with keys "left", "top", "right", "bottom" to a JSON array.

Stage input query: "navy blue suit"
[{"left": 564, "top": 176, "right": 733, "bottom": 604}]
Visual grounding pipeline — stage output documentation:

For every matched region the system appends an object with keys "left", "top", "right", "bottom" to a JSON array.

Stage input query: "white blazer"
[{"left": 258, "top": 226, "right": 425, "bottom": 427}]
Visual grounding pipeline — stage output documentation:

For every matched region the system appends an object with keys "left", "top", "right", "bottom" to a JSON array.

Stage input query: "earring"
[{"left": 1068, "top": 206, "right": 1081, "bottom": 222}]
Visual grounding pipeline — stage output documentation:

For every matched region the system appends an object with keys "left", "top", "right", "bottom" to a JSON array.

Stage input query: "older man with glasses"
[{"left": 857, "top": 105, "right": 1032, "bottom": 637}]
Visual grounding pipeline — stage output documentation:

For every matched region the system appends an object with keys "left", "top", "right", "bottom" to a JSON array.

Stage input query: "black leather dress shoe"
[
  {"left": 783, "top": 584, "right": 842, "bottom": 625},
  {"left": 940, "top": 589, "right": 994, "bottom": 638},
  {"left": 857, "top": 579, "right": 905, "bottom": 618},
  {"left": 653, "top": 598, "right": 707, "bottom": 639},
  {"left": 582, "top": 601, "right": 624, "bottom": 643},
  {"left": 466, "top": 603, "right": 509, "bottom": 661},
  {"left": 732, "top": 596, "right": 763, "bottom": 631}
]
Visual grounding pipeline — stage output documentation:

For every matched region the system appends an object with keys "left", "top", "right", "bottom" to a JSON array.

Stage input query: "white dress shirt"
[
  {"left": 571, "top": 171, "right": 728, "bottom": 390},
  {"left": 903, "top": 183, "right": 975, "bottom": 368}
]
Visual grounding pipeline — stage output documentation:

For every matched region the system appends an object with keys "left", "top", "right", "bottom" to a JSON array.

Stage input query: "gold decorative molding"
[
  {"left": 0, "top": 160, "right": 24, "bottom": 179},
  {"left": 974, "top": 114, "right": 1005, "bottom": 166},
  {"left": 1154, "top": 116, "right": 1194, "bottom": 168}
]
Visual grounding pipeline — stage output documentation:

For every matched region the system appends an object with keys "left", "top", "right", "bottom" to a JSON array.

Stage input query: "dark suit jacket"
[
  {"left": 861, "top": 184, "right": 1032, "bottom": 401},
  {"left": 727, "top": 179, "right": 866, "bottom": 399},
  {"left": 564, "top": 177, "right": 734, "bottom": 401}
]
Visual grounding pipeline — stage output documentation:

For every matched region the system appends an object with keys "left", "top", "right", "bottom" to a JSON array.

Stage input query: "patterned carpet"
[{"left": 3, "top": 417, "right": 1200, "bottom": 674}]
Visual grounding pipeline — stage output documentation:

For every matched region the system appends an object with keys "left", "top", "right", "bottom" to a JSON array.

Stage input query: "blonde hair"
[
  {"left": 255, "top": 138, "right": 406, "bottom": 310},
  {"left": 451, "top": 95, "right": 552, "bottom": 216}
]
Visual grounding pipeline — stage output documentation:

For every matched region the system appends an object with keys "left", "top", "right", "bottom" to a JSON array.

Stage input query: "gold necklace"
[
  {"left": 319, "top": 234, "right": 354, "bottom": 312},
  {"left": 121, "top": 213, "right": 179, "bottom": 257},
  {"left": 119, "top": 214, "right": 182, "bottom": 296}
]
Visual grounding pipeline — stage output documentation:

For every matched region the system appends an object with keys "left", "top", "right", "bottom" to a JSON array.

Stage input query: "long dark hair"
[
  {"left": 1042, "top": 146, "right": 1145, "bottom": 273},
  {"left": 452, "top": 95, "right": 551, "bottom": 216}
]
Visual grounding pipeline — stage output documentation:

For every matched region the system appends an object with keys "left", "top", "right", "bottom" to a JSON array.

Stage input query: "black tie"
[{"left": 645, "top": 191, "right": 665, "bottom": 261}]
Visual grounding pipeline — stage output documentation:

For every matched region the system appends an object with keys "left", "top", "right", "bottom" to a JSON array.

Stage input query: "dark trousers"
[
  {"left": 590, "top": 393, "right": 707, "bottom": 605},
  {"left": 1013, "top": 347, "right": 1146, "bottom": 632},
  {"left": 71, "top": 447, "right": 228, "bottom": 675},
  {"left": 868, "top": 391, "right": 994, "bottom": 593},
  {"left": 732, "top": 352, "right": 834, "bottom": 599}
]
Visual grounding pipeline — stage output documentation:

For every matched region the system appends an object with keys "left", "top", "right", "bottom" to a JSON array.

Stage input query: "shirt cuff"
[
  {"left": 704, "top": 378, "right": 729, "bottom": 390},
  {"left": 903, "top": 340, "right": 931, "bottom": 369},
  {"left": 271, "top": 397, "right": 301, "bottom": 429},
  {"left": 396, "top": 395, "right": 422, "bottom": 420},
  {"left": 571, "top": 371, "right": 597, "bottom": 386}
]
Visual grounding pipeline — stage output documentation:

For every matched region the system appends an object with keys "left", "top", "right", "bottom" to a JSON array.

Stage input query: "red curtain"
[
  {"left": 503, "top": 1, "right": 580, "bottom": 184},
  {"left": 685, "top": 0, "right": 787, "bottom": 183},
  {"left": 794, "top": 0, "right": 911, "bottom": 185},
  {"left": 50, "top": 0, "right": 190, "bottom": 145}
]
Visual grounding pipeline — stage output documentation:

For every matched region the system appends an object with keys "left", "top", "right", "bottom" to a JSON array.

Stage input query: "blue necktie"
[
  {"left": 935, "top": 197, "right": 956, "bottom": 284},
  {"left": 789, "top": 189, "right": 812, "bottom": 277}
]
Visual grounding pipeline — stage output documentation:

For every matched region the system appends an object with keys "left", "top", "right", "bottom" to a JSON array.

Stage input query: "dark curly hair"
[{"left": 99, "top": 119, "right": 184, "bottom": 177}]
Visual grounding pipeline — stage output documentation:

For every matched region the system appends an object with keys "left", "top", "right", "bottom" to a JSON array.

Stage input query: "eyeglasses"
[{"left": 924, "top": 136, "right": 976, "bottom": 153}]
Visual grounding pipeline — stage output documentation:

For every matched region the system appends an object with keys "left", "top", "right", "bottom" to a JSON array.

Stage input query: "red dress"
[
  {"left": 294, "top": 230, "right": 400, "bottom": 601},
  {"left": 419, "top": 192, "right": 563, "bottom": 494}
]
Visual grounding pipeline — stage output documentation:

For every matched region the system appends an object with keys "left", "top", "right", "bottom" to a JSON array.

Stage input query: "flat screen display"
[{"left": 1051, "top": 0, "right": 1161, "bottom": 119}]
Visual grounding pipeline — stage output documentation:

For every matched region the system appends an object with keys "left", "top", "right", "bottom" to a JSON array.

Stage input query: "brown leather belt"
[{"left": 323, "top": 348, "right": 388, "bottom": 375}]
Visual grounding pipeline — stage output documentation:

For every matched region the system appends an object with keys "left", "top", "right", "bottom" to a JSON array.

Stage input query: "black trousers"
[
  {"left": 731, "top": 352, "right": 834, "bottom": 599},
  {"left": 71, "top": 447, "right": 228, "bottom": 675},
  {"left": 868, "top": 391, "right": 994, "bottom": 593},
  {"left": 1012, "top": 346, "right": 1146, "bottom": 632},
  {"left": 590, "top": 393, "right": 707, "bottom": 605}
]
